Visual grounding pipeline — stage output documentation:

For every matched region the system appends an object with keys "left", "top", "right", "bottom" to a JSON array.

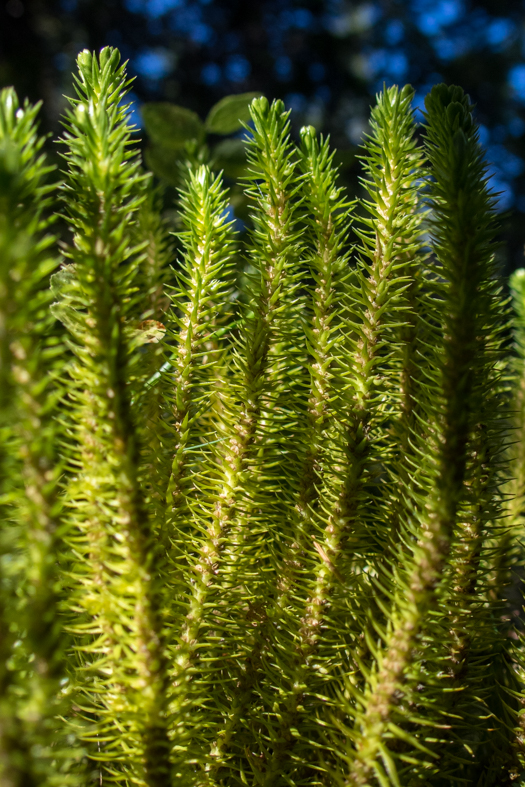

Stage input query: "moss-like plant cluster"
[{"left": 1, "top": 47, "right": 525, "bottom": 787}]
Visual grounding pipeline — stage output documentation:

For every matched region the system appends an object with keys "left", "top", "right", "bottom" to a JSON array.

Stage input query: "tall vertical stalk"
[
  {"left": 0, "top": 87, "right": 80, "bottom": 786},
  {"left": 167, "top": 97, "right": 305, "bottom": 778},
  {"left": 59, "top": 48, "right": 172, "bottom": 786},
  {"left": 342, "top": 84, "right": 506, "bottom": 787}
]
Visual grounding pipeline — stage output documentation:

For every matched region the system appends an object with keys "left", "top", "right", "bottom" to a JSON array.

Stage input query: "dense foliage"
[{"left": 1, "top": 46, "right": 525, "bottom": 787}]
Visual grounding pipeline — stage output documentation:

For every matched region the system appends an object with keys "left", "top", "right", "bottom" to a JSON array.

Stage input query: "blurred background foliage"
[{"left": 1, "top": 0, "right": 524, "bottom": 272}]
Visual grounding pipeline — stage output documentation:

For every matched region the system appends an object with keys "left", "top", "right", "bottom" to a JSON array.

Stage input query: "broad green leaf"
[
  {"left": 211, "top": 138, "right": 247, "bottom": 179},
  {"left": 142, "top": 102, "right": 204, "bottom": 148},
  {"left": 144, "top": 145, "right": 185, "bottom": 186},
  {"left": 205, "top": 92, "right": 262, "bottom": 134}
]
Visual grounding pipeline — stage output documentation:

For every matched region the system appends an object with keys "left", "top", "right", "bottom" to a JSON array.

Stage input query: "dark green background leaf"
[
  {"left": 144, "top": 145, "right": 185, "bottom": 186},
  {"left": 205, "top": 92, "right": 262, "bottom": 135},
  {"left": 142, "top": 103, "right": 204, "bottom": 149},
  {"left": 211, "top": 138, "right": 247, "bottom": 179}
]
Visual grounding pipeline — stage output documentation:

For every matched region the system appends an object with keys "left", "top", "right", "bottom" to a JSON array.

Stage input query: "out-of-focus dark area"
[{"left": 1, "top": 0, "right": 524, "bottom": 272}]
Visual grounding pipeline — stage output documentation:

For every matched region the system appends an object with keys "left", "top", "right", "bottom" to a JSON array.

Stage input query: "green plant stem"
[
  {"left": 167, "top": 97, "right": 302, "bottom": 774},
  {"left": 344, "top": 84, "right": 503, "bottom": 787},
  {"left": 260, "top": 86, "right": 424, "bottom": 784},
  {"left": 134, "top": 185, "right": 173, "bottom": 535},
  {"left": 0, "top": 87, "right": 74, "bottom": 787},
  {"left": 199, "top": 128, "right": 348, "bottom": 783},
  {"left": 164, "top": 166, "right": 234, "bottom": 525},
  {"left": 60, "top": 48, "right": 172, "bottom": 786}
]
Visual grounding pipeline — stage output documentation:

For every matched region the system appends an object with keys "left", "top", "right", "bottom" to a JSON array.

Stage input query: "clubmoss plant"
[
  {"left": 1, "top": 47, "right": 525, "bottom": 787},
  {"left": 0, "top": 85, "right": 85, "bottom": 786},
  {"left": 58, "top": 48, "right": 172, "bottom": 786}
]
